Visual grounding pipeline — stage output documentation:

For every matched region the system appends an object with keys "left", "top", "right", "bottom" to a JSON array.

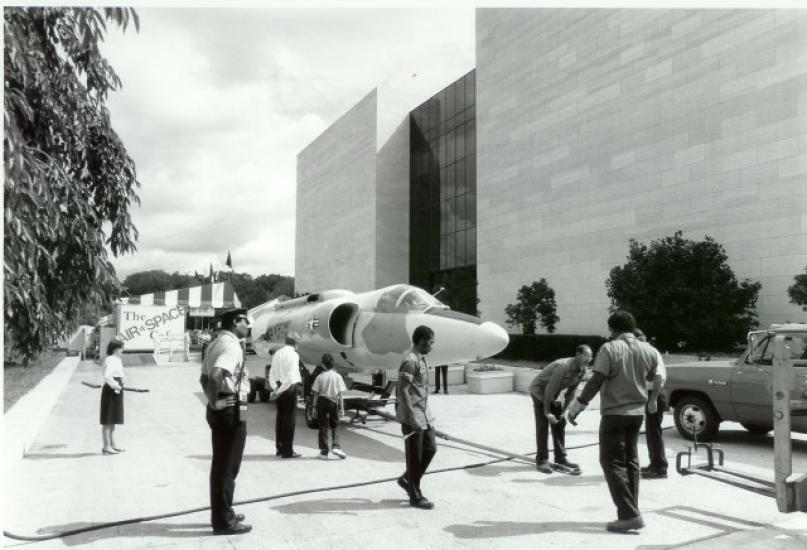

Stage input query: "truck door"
[
  {"left": 784, "top": 335, "right": 807, "bottom": 434},
  {"left": 731, "top": 334, "right": 774, "bottom": 427}
]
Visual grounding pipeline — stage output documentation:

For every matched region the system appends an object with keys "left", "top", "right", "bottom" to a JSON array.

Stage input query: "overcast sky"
[{"left": 102, "top": 6, "right": 475, "bottom": 280}]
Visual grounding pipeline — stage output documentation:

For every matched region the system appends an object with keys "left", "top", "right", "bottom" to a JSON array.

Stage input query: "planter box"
[
  {"left": 467, "top": 370, "right": 514, "bottom": 394},
  {"left": 493, "top": 365, "right": 539, "bottom": 393}
]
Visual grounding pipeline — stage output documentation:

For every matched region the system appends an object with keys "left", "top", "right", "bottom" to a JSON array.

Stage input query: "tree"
[
  {"left": 606, "top": 231, "right": 761, "bottom": 351},
  {"left": 4, "top": 8, "right": 141, "bottom": 361},
  {"left": 505, "top": 279, "right": 559, "bottom": 334},
  {"left": 788, "top": 266, "right": 807, "bottom": 311},
  {"left": 122, "top": 270, "right": 196, "bottom": 297}
]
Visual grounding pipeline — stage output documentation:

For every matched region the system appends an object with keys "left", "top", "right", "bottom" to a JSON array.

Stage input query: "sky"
[{"left": 102, "top": 6, "right": 476, "bottom": 280}]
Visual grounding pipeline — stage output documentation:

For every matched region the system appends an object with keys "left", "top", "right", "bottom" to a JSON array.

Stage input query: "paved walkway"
[{"left": 4, "top": 359, "right": 807, "bottom": 549}]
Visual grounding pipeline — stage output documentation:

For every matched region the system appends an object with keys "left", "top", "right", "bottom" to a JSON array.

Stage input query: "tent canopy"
[{"left": 119, "top": 281, "right": 241, "bottom": 309}]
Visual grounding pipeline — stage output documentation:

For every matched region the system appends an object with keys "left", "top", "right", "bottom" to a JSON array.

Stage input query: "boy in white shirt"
[{"left": 311, "top": 353, "right": 347, "bottom": 459}]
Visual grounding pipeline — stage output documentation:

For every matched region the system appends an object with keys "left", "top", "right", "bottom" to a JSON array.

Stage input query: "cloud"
[{"left": 102, "top": 7, "right": 474, "bottom": 280}]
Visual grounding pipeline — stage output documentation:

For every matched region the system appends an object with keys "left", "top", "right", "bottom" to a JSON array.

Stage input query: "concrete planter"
[
  {"left": 494, "top": 365, "right": 539, "bottom": 393},
  {"left": 467, "top": 369, "right": 514, "bottom": 394}
]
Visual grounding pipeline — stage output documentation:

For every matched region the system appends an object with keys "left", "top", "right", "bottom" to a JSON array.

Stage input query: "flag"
[{"left": 225, "top": 251, "right": 232, "bottom": 270}]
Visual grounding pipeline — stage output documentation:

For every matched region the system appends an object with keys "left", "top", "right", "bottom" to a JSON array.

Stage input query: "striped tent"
[{"left": 119, "top": 281, "right": 241, "bottom": 308}]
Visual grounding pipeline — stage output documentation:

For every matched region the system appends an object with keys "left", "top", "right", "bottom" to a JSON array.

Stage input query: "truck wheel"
[
  {"left": 741, "top": 423, "right": 772, "bottom": 435},
  {"left": 304, "top": 395, "right": 318, "bottom": 429},
  {"left": 674, "top": 396, "right": 720, "bottom": 441}
]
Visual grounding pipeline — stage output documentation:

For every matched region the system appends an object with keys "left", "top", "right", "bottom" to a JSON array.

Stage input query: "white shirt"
[
  {"left": 103, "top": 354, "right": 125, "bottom": 389},
  {"left": 645, "top": 348, "right": 667, "bottom": 390},
  {"left": 201, "top": 331, "right": 250, "bottom": 397},
  {"left": 269, "top": 345, "right": 302, "bottom": 395},
  {"left": 312, "top": 370, "right": 347, "bottom": 403}
]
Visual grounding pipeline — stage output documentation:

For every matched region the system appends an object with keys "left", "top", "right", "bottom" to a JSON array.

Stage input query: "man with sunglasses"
[
  {"left": 200, "top": 308, "right": 252, "bottom": 535},
  {"left": 529, "top": 344, "right": 592, "bottom": 474}
]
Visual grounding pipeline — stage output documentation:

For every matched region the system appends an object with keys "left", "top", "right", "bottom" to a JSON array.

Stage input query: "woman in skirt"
[{"left": 100, "top": 339, "right": 126, "bottom": 454}]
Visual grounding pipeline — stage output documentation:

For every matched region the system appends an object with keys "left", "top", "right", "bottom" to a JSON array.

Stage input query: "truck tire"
[
  {"left": 741, "top": 423, "right": 772, "bottom": 435},
  {"left": 304, "top": 395, "right": 318, "bottom": 429},
  {"left": 674, "top": 395, "right": 720, "bottom": 441}
]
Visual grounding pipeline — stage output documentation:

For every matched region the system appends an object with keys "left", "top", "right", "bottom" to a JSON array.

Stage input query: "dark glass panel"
[
  {"left": 466, "top": 156, "right": 476, "bottom": 194},
  {"left": 446, "top": 164, "right": 455, "bottom": 199},
  {"left": 429, "top": 99, "right": 438, "bottom": 129},
  {"left": 456, "top": 160, "right": 466, "bottom": 196},
  {"left": 440, "top": 200, "right": 447, "bottom": 235},
  {"left": 440, "top": 235, "right": 447, "bottom": 270},
  {"left": 439, "top": 167, "right": 447, "bottom": 202},
  {"left": 446, "top": 232, "right": 456, "bottom": 269},
  {"left": 446, "top": 84, "right": 455, "bottom": 119},
  {"left": 456, "top": 229, "right": 467, "bottom": 266},
  {"left": 455, "top": 78, "right": 465, "bottom": 112},
  {"left": 456, "top": 124, "right": 465, "bottom": 160},
  {"left": 466, "top": 120, "right": 475, "bottom": 158},
  {"left": 447, "top": 129, "right": 455, "bottom": 166},
  {"left": 438, "top": 134, "right": 446, "bottom": 168},
  {"left": 456, "top": 193, "right": 467, "bottom": 231},
  {"left": 467, "top": 191, "right": 476, "bottom": 228},
  {"left": 465, "top": 72, "right": 475, "bottom": 106},
  {"left": 467, "top": 229, "right": 476, "bottom": 264}
]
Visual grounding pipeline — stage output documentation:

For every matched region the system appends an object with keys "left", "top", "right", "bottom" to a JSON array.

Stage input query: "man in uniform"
[
  {"left": 634, "top": 328, "right": 668, "bottom": 479},
  {"left": 395, "top": 325, "right": 437, "bottom": 509},
  {"left": 568, "top": 311, "right": 659, "bottom": 533},
  {"left": 529, "top": 345, "right": 592, "bottom": 473},
  {"left": 269, "top": 331, "right": 302, "bottom": 458},
  {"left": 199, "top": 308, "right": 252, "bottom": 535}
]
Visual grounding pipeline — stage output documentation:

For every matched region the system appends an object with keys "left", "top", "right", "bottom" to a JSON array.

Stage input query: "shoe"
[
  {"left": 433, "top": 390, "right": 441, "bottom": 394},
  {"left": 275, "top": 450, "right": 281, "bottom": 457},
  {"left": 234, "top": 514, "right": 245, "bottom": 523},
  {"left": 213, "top": 523, "right": 252, "bottom": 535},
  {"left": 317, "top": 453, "right": 329, "bottom": 460},
  {"left": 606, "top": 516, "right": 645, "bottom": 533},
  {"left": 281, "top": 452, "right": 302, "bottom": 459},
  {"left": 332, "top": 448, "right": 346, "bottom": 459},
  {"left": 555, "top": 458, "right": 579, "bottom": 470},
  {"left": 641, "top": 468, "right": 668, "bottom": 479},
  {"left": 397, "top": 476, "right": 414, "bottom": 498},
  {"left": 640, "top": 465, "right": 652, "bottom": 474},
  {"left": 409, "top": 497, "right": 434, "bottom": 510},
  {"left": 536, "top": 460, "right": 553, "bottom": 474},
  {"left": 111, "top": 447, "right": 125, "bottom": 453},
  {"left": 101, "top": 448, "right": 118, "bottom": 455}
]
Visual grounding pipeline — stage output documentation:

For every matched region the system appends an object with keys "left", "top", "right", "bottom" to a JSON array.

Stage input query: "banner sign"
[
  {"left": 117, "top": 304, "right": 187, "bottom": 351},
  {"left": 189, "top": 307, "right": 215, "bottom": 317}
]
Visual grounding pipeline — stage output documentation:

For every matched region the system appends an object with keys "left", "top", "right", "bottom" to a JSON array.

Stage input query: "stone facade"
[
  {"left": 296, "top": 89, "right": 411, "bottom": 294},
  {"left": 475, "top": 9, "right": 807, "bottom": 333}
]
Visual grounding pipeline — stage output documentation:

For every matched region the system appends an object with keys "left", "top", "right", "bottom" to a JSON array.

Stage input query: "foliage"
[
  {"left": 787, "top": 266, "right": 807, "bottom": 312},
  {"left": 122, "top": 269, "right": 295, "bottom": 310},
  {"left": 495, "top": 334, "right": 607, "bottom": 362},
  {"left": 605, "top": 231, "right": 761, "bottom": 351},
  {"left": 4, "top": 7, "right": 140, "bottom": 362},
  {"left": 504, "top": 279, "right": 559, "bottom": 334}
]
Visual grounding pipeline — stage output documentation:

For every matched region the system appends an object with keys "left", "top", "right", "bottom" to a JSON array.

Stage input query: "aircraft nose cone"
[{"left": 474, "top": 321, "right": 509, "bottom": 359}]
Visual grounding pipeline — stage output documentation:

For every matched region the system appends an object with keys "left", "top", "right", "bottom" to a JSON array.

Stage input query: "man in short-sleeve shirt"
[
  {"left": 568, "top": 310, "right": 659, "bottom": 534},
  {"left": 395, "top": 325, "right": 437, "bottom": 510},
  {"left": 199, "top": 308, "right": 252, "bottom": 535}
]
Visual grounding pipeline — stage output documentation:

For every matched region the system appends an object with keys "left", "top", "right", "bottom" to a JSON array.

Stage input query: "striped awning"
[{"left": 119, "top": 282, "right": 241, "bottom": 309}]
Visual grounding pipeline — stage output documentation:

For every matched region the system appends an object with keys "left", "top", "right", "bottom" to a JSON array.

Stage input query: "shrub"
[
  {"left": 605, "top": 231, "right": 761, "bottom": 352},
  {"left": 788, "top": 266, "right": 807, "bottom": 312},
  {"left": 504, "top": 279, "right": 559, "bottom": 334}
]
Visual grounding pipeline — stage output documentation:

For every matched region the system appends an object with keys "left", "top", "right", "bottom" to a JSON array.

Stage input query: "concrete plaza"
[{"left": 4, "top": 358, "right": 807, "bottom": 549}]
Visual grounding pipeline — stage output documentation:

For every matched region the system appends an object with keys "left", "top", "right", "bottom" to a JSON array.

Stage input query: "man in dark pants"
[
  {"left": 529, "top": 345, "right": 592, "bottom": 473},
  {"left": 396, "top": 325, "right": 437, "bottom": 510},
  {"left": 269, "top": 332, "right": 302, "bottom": 458},
  {"left": 568, "top": 311, "right": 660, "bottom": 533},
  {"left": 634, "top": 328, "right": 668, "bottom": 479},
  {"left": 433, "top": 364, "right": 449, "bottom": 394},
  {"left": 199, "top": 308, "right": 252, "bottom": 535}
]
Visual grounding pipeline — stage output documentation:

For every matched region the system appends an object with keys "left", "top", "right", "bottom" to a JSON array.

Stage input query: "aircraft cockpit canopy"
[{"left": 375, "top": 285, "right": 448, "bottom": 313}]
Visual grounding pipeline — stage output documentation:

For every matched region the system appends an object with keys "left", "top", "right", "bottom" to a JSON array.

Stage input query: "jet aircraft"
[{"left": 248, "top": 284, "right": 509, "bottom": 372}]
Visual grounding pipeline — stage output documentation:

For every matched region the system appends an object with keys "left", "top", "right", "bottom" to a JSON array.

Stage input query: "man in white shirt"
[
  {"left": 634, "top": 328, "right": 668, "bottom": 479},
  {"left": 199, "top": 308, "right": 251, "bottom": 535},
  {"left": 269, "top": 332, "right": 302, "bottom": 458}
]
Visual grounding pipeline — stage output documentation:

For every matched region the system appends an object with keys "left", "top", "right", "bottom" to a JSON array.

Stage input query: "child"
[{"left": 311, "top": 353, "right": 347, "bottom": 459}]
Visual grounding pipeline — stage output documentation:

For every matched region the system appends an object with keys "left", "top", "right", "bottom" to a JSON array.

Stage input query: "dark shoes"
[
  {"left": 606, "top": 516, "right": 645, "bottom": 533},
  {"left": 555, "top": 458, "right": 580, "bottom": 470},
  {"left": 213, "top": 523, "right": 252, "bottom": 535},
  {"left": 536, "top": 460, "right": 553, "bottom": 474},
  {"left": 641, "top": 466, "right": 668, "bottom": 479},
  {"left": 397, "top": 476, "right": 414, "bottom": 499},
  {"left": 409, "top": 497, "right": 434, "bottom": 510},
  {"left": 281, "top": 452, "right": 302, "bottom": 459},
  {"left": 234, "top": 514, "right": 245, "bottom": 523}
]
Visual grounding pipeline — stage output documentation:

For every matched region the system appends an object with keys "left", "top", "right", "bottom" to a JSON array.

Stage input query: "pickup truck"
[{"left": 662, "top": 323, "right": 807, "bottom": 441}]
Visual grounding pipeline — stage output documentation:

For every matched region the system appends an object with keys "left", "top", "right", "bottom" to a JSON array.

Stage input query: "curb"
[{"left": 4, "top": 355, "right": 81, "bottom": 474}]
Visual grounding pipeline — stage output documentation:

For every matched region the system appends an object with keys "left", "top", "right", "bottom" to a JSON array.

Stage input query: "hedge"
[{"left": 494, "top": 333, "right": 608, "bottom": 362}]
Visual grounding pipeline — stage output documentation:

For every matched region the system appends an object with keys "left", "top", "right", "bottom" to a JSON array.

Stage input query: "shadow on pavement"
[
  {"left": 445, "top": 520, "right": 610, "bottom": 539},
  {"left": 24, "top": 453, "right": 100, "bottom": 460},
  {"left": 511, "top": 474, "right": 603, "bottom": 487},
  {"left": 31, "top": 522, "right": 211, "bottom": 546},
  {"left": 462, "top": 463, "right": 536, "bottom": 478},
  {"left": 271, "top": 497, "right": 407, "bottom": 516}
]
